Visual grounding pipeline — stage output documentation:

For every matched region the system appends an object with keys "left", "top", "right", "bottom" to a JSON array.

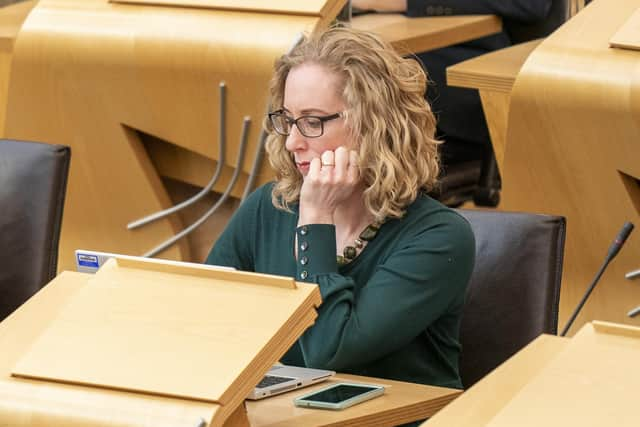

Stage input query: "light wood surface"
[
  {"left": 12, "top": 258, "right": 320, "bottom": 418},
  {"left": 0, "top": 271, "right": 460, "bottom": 427},
  {"left": 0, "top": 271, "right": 225, "bottom": 427},
  {"left": 248, "top": 373, "right": 460, "bottom": 427},
  {"left": 477, "top": 91, "right": 510, "bottom": 169},
  {"left": 0, "top": 0, "right": 35, "bottom": 134},
  {"left": 2, "top": 0, "right": 345, "bottom": 271},
  {"left": 426, "top": 321, "right": 640, "bottom": 427},
  {"left": 501, "top": 0, "right": 640, "bottom": 331},
  {"left": 447, "top": 39, "right": 541, "bottom": 93},
  {"left": 609, "top": 5, "right": 640, "bottom": 49},
  {"left": 109, "top": 0, "right": 346, "bottom": 24},
  {"left": 424, "top": 334, "right": 569, "bottom": 427},
  {"left": 485, "top": 322, "right": 640, "bottom": 427},
  {"left": 351, "top": 13, "right": 501, "bottom": 54},
  {"left": 446, "top": 39, "right": 541, "bottom": 171},
  {"left": 0, "top": 0, "right": 33, "bottom": 51}
]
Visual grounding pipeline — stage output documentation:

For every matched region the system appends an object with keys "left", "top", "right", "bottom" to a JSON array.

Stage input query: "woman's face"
[{"left": 283, "top": 63, "right": 350, "bottom": 176}]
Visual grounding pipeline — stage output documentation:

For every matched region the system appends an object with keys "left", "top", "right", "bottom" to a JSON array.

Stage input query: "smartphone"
[{"left": 293, "top": 382, "right": 384, "bottom": 410}]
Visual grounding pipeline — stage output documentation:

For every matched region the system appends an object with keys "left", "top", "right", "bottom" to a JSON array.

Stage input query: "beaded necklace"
[{"left": 336, "top": 221, "right": 383, "bottom": 266}]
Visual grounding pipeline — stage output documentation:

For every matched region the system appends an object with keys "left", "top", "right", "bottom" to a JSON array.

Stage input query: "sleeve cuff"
[
  {"left": 406, "top": 0, "right": 455, "bottom": 17},
  {"left": 295, "top": 224, "right": 338, "bottom": 282}
]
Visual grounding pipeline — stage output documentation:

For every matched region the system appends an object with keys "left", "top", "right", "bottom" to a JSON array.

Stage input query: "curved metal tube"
[
  {"left": 144, "top": 116, "right": 251, "bottom": 257},
  {"left": 127, "top": 81, "right": 227, "bottom": 230}
]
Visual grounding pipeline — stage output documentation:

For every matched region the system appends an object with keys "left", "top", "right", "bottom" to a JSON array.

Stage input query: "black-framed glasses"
[{"left": 268, "top": 110, "right": 344, "bottom": 138}]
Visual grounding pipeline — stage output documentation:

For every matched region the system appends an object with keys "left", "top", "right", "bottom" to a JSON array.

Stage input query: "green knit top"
[{"left": 206, "top": 183, "right": 475, "bottom": 389}]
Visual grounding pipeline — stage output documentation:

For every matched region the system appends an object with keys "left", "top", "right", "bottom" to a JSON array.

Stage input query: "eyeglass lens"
[{"left": 271, "top": 113, "right": 323, "bottom": 137}]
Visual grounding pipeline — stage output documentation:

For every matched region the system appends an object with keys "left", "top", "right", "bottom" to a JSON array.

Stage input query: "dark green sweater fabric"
[{"left": 206, "top": 183, "right": 475, "bottom": 389}]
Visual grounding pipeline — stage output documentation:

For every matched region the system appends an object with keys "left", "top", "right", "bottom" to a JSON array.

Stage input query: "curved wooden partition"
[
  {"left": 3, "top": 0, "right": 342, "bottom": 271},
  {"left": 502, "top": 0, "right": 640, "bottom": 331}
]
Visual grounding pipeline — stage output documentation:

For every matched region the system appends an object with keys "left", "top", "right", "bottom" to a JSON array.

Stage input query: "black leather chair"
[
  {"left": 455, "top": 209, "right": 566, "bottom": 388},
  {"left": 437, "top": 0, "right": 571, "bottom": 208},
  {"left": 0, "top": 139, "right": 70, "bottom": 321}
]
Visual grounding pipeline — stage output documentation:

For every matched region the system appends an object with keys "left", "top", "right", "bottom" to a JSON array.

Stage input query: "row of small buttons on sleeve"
[
  {"left": 299, "top": 226, "right": 309, "bottom": 279},
  {"left": 426, "top": 6, "right": 453, "bottom": 15}
]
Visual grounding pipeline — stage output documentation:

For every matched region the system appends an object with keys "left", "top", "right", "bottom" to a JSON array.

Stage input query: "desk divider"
[
  {"left": 109, "top": 0, "right": 346, "bottom": 23},
  {"left": 484, "top": 321, "right": 640, "bottom": 427},
  {"left": 610, "top": 6, "right": 640, "bottom": 49},
  {"left": 7, "top": 259, "right": 321, "bottom": 426}
]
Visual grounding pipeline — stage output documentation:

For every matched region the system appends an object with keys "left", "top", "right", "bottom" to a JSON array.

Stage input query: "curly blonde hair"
[{"left": 265, "top": 26, "right": 440, "bottom": 222}]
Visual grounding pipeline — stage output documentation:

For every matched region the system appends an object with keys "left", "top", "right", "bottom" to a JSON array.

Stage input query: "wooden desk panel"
[
  {"left": 446, "top": 39, "right": 541, "bottom": 170},
  {"left": 352, "top": 13, "right": 501, "bottom": 54},
  {"left": 248, "top": 373, "right": 459, "bottom": 427},
  {"left": 501, "top": 0, "right": 640, "bottom": 330},
  {"left": 4, "top": 0, "right": 326, "bottom": 270},
  {"left": 0, "top": 272, "right": 460, "bottom": 427},
  {"left": 424, "top": 335, "right": 568, "bottom": 427},
  {"left": 0, "top": 272, "right": 223, "bottom": 427}
]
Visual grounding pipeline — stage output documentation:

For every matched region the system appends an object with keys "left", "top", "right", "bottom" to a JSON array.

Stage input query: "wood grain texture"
[
  {"left": 0, "top": 0, "right": 35, "bottom": 133},
  {"left": 425, "top": 321, "right": 640, "bottom": 427},
  {"left": 0, "top": 272, "right": 222, "bottom": 427},
  {"left": 425, "top": 335, "right": 569, "bottom": 427},
  {"left": 447, "top": 39, "right": 541, "bottom": 93},
  {"left": 12, "top": 259, "right": 320, "bottom": 410},
  {"left": 485, "top": 322, "right": 640, "bottom": 427},
  {"left": 3, "top": 0, "right": 335, "bottom": 271},
  {"left": 610, "top": 5, "right": 640, "bottom": 49},
  {"left": 109, "top": 0, "right": 346, "bottom": 21},
  {"left": 0, "top": 271, "right": 458, "bottom": 427},
  {"left": 351, "top": 13, "right": 501, "bottom": 54},
  {"left": 0, "top": 0, "right": 34, "bottom": 51},
  {"left": 446, "top": 40, "right": 541, "bottom": 173},
  {"left": 478, "top": 90, "right": 510, "bottom": 171},
  {"left": 502, "top": 0, "right": 640, "bottom": 331},
  {"left": 247, "top": 373, "right": 461, "bottom": 427}
]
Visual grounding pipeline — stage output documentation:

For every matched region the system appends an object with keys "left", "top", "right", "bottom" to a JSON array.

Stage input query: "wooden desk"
[
  {"left": 352, "top": 13, "right": 502, "bottom": 53},
  {"left": 500, "top": 0, "right": 640, "bottom": 330},
  {"left": 0, "top": 0, "right": 34, "bottom": 51},
  {"left": 0, "top": 272, "right": 461, "bottom": 427},
  {"left": 446, "top": 39, "right": 541, "bottom": 172},
  {"left": 424, "top": 335, "right": 568, "bottom": 426},
  {"left": 248, "top": 373, "right": 459, "bottom": 427},
  {"left": 425, "top": 322, "right": 640, "bottom": 426},
  {"left": 0, "top": 0, "right": 36, "bottom": 134}
]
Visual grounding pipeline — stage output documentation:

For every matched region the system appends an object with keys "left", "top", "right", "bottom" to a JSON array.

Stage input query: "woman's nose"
[{"left": 284, "top": 125, "right": 307, "bottom": 152}]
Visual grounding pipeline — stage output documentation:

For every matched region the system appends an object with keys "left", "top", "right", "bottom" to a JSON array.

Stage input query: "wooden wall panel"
[
  {"left": 502, "top": 0, "right": 640, "bottom": 331},
  {"left": 4, "top": 0, "right": 331, "bottom": 271}
]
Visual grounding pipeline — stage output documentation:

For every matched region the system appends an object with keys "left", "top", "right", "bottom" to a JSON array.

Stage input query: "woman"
[{"left": 206, "top": 26, "right": 475, "bottom": 389}]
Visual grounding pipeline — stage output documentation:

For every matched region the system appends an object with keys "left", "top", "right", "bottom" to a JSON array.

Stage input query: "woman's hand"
[{"left": 298, "top": 146, "right": 360, "bottom": 225}]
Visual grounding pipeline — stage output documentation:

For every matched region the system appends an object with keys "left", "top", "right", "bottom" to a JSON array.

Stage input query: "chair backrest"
[
  {"left": 505, "top": 0, "right": 569, "bottom": 44},
  {"left": 455, "top": 209, "right": 566, "bottom": 388},
  {"left": 0, "top": 139, "right": 70, "bottom": 321}
]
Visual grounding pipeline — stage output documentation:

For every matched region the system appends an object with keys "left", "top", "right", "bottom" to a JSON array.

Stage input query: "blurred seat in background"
[
  {"left": 0, "top": 139, "right": 70, "bottom": 321},
  {"left": 456, "top": 209, "right": 566, "bottom": 388}
]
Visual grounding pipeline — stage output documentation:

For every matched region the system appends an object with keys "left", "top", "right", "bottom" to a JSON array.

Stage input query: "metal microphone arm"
[
  {"left": 143, "top": 117, "right": 251, "bottom": 258},
  {"left": 127, "top": 81, "right": 228, "bottom": 230}
]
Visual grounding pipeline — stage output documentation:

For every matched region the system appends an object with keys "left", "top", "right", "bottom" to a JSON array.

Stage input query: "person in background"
[
  {"left": 351, "top": 0, "right": 552, "bottom": 180},
  {"left": 206, "top": 26, "right": 475, "bottom": 390}
]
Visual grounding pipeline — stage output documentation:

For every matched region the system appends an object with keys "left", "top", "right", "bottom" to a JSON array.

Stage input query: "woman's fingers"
[
  {"left": 333, "top": 147, "right": 349, "bottom": 180},
  {"left": 321, "top": 150, "right": 335, "bottom": 167},
  {"left": 309, "top": 157, "right": 322, "bottom": 177},
  {"left": 347, "top": 149, "right": 359, "bottom": 183}
]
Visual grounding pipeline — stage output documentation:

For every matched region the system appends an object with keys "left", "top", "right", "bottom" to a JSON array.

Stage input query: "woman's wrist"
[{"left": 298, "top": 208, "right": 334, "bottom": 226}]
